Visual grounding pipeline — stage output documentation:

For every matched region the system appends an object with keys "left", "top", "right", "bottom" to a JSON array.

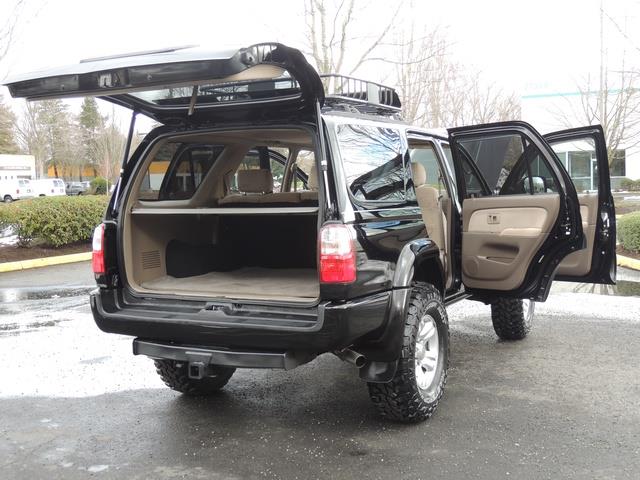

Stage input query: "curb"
[
  {"left": 0, "top": 252, "right": 91, "bottom": 273},
  {"left": 617, "top": 254, "right": 640, "bottom": 272}
]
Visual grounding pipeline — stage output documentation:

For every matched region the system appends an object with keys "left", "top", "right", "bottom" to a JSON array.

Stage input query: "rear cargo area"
[{"left": 125, "top": 212, "right": 319, "bottom": 302}]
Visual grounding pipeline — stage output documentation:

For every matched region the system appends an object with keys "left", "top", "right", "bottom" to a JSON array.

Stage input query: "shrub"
[
  {"left": 0, "top": 196, "right": 109, "bottom": 247},
  {"left": 91, "top": 176, "right": 108, "bottom": 195},
  {"left": 620, "top": 178, "right": 640, "bottom": 192},
  {"left": 619, "top": 212, "right": 640, "bottom": 253}
]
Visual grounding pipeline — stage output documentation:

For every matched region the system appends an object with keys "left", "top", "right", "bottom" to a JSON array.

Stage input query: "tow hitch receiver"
[{"left": 188, "top": 362, "right": 206, "bottom": 379}]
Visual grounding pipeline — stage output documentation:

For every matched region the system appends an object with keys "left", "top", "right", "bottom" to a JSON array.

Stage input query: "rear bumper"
[
  {"left": 90, "top": 287, "right": 392, "bottom": 353},
  {"left": 133, "top": 339, "right": 316, "bottom": 369}
]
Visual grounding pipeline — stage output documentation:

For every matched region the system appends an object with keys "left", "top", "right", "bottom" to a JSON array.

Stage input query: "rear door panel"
[
  {"left": 462, "top": 194, "right": 560, "bottom": 291},
  {"left": 545, "top": 126, "right": 616, "bottom": 284},
  {"left": 449, "top": 121, "right": 583, "bottom": 301}
]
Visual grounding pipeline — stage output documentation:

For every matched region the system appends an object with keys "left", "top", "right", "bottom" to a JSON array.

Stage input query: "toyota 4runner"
[{"left": 4, "top": 43, "right": 616, "bottom": 422}]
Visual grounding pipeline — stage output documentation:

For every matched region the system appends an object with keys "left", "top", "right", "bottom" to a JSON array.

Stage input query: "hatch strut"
[
  {"left": 187, "top": 85, "right": 199, "bottom": 116},
  {"left": 111, "top": 110, "right": 138, "bottom": 216}
]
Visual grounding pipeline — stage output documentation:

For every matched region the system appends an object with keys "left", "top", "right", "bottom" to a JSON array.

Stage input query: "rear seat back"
[
  {"left": 238, "top": 169, "right": 273, "bottom": 193},
  {"left": 220, "top": 168, "right": 303, "bottom": 205}
]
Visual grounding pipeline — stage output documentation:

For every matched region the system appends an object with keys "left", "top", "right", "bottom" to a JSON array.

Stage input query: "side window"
[
  {"left": 232, "top": 147, "right": 289, "bottom": 193},
  {"left": 337, "top": 124, "right": 407, "bottom": 202},
  {"left": 160, "top": 146, "right": 222, "bottom": 200},
  {"left": 138, "top": 144, "right": 222, "bottom": 201},
  {"left": 440, "top": 143, "right": 455, "bottom": 176},
  {"left": 456, "top": 133, "right": 559, "bottom": 197},
  {"left": 138, "top": 143, "right": 179, "bottom": 200},
  {"left": 551, "top": 138, "right": 597, "bottom": 193},
  {"left": 292, "top": 149, "right": 316, "bottom": 191}
]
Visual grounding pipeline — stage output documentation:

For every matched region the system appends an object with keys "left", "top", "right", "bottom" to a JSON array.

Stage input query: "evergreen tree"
[
  {"left": 0, "top": 94, "right": 20, "bottom": 154},
  {"left": 78, "top": 97, "right": 105, "bottom": 179}
]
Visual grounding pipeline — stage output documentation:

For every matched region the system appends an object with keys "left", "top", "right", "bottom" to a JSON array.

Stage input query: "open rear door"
[
  {"left": 449, "top": 121, "right": 583, "bottom": 302},
  {"left": 544, "top": 126, "right": 616, "bottom": 284},
  {"left": 3, "top": 43, "right": 324, "bottom": 125}
]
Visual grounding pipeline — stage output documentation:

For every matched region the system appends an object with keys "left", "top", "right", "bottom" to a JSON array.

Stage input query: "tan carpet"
[{"left": 141, "top": 267, "right": 319, "bottom": 302}]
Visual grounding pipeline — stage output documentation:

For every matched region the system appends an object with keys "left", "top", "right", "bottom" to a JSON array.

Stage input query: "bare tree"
[
  {"left": 553, "top": 67, "right": 640, "bottom": 164},
  {"left": 552, "top": 3, "right": 640, "bottom": 165},
  {"left": 16, "top": 101, "right": 48, "bottom": 178},
  {"left": 0, "top": 0, "right": 25, "bottom": 66},
  {"left": 15, "top": 99, "right": 81, "bottom": 179},
  {"left": 395, "top": 32, "right": 520, "bottom": 128},
  {"left": 92, "top": 109, "right": 126, "bottom": 184},
  {"left": 303, "top": 0, "right": 402, "bottom": 75}
]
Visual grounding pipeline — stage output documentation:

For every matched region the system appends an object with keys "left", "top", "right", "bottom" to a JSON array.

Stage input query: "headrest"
[
  {"left": 237, "top": 169, "right": 273, "bottom": 193},
  {"left": 411, "top": 162, "right": 427, "bottom": 186},
  {"left": 306, "top": 160, "right": 318, "bottom": 190}
]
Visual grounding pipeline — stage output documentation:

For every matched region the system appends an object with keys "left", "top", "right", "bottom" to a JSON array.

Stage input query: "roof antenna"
[{"left": 188, "top": 85, "right": 199, "bottom": 116}]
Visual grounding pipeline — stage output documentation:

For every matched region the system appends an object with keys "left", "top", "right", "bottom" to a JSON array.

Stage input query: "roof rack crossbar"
[{"left": 319, "top": 74, "right": 401, "bottom": 110}]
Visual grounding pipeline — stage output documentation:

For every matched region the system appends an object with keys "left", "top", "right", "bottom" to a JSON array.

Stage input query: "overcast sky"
[{"left": 1, "top": 0, "right": 639, "bottom": 130}]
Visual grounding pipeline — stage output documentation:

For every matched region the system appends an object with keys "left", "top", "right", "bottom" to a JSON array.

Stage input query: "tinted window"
[
  {"left": 456, "top": 132, "right": 559, "bottom": 196},
  {"left": 337, "top": 124, "right": 406, "bottom": 202},
  {"left": 292, "top": 149, "right": 316, "bottom": 191},
  {"left": 138, "top": 143, "right": 222, "bottom": 200}
]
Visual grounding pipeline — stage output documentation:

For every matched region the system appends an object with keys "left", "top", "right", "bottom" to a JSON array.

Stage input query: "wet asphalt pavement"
[{"left": 1, "top": 262, "right": 639, "bottom": 479}]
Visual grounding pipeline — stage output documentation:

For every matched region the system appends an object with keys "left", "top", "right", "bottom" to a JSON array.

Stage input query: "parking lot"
[{"left": 1, "top": 262, "right": 639, "bottom": 479}]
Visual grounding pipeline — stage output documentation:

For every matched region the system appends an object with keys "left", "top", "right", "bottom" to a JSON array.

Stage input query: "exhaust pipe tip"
[{"left": 334, "top": 348, "right": 366, "bottom": 368}]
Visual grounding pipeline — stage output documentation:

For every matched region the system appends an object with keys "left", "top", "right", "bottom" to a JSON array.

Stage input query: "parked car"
[
  {"left": 31, "top": 178, "right": 66, "bottom": 197},
  {"left": 0, "top": 179, "right": 35, "bottom": 202},
  {"left": 66, "top": 181, "right": 90, "bottom": 195},
  {"left": 4, "top": 43, "right": 616, "bottom": 422}
]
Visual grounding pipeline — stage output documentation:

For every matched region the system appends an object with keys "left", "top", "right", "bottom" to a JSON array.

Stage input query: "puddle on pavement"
[{"left": 0, "top": 287, "right": 94, "bottom": 303}]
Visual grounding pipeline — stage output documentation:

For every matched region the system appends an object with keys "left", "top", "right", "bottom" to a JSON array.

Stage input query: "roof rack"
[{"left": 320, "top": 74, "right": 402, "bottom": 114}]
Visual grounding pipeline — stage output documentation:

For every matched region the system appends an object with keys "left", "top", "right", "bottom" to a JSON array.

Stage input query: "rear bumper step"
[{"left": 133, "top": 338, "right": 315, "bottom": 370}]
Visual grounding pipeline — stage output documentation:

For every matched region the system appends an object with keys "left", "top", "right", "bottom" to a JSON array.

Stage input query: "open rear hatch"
[{"left": 3, "top": 43, "right": 325, "bottom": 124}]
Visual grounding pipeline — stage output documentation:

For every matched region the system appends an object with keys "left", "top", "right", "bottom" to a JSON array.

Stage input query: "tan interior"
[
  {"left": 556, "top": 193, "right": 598, "bottom": 276},
  {"left": 411, "top": 162, "right": 448, "bottom": 278},
  {"left": 121, "top": 128, "right": 320, "bottom": 303},
  {"left": 461, "top": 193, "right": 560, "bottom": 290},
  {"left": 140, "top": 268, "right": 319, "bottom": 302}
]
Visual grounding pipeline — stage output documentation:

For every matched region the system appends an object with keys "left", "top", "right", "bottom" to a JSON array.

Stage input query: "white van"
[
  {"left": 31, "top": 178, "right": 66, "bottom": 197},
  {"left": 0, "top": 179, "right": 35, "bottom": 202}
]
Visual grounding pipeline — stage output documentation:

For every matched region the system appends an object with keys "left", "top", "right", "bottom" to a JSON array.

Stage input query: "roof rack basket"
[{"left": 320, "top": 74, "right": 402, "bottom": 113}]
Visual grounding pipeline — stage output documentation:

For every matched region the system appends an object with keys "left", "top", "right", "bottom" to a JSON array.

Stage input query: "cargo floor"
[{"left": 140, "top": 267, "right": 319, "bottom": 302}]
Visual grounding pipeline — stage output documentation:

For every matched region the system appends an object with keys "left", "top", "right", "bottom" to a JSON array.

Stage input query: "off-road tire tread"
[
  {"left": 491, "top": 298, "right": 531, "bottom": 340},
  {"left": 367, "top": 282, "right": 449, "bottom": 423},
  {"left": 154, "top": 360, "right": 234, "bottom": 396}
]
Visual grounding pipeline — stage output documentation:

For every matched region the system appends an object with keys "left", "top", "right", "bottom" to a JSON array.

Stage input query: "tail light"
[
  {"left": 319, "top": 224, "right": 356, "bottom": 283},
  {"left": 16, "top": 189, "right": 19, "bottom": 194},
  {"left": 51, "top": 188, "right": 54, "bottom": 193},
  {"left": 92, "top": 224, "right": 105, "bottom": 274}
]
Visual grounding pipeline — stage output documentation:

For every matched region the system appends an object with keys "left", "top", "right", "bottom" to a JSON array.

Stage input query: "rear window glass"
[
  {"left": 336, "top": 124, "right": 407, "bottom": 202},
  {"left": 139, "top": 144, "right": 223, "bottom": 200},
  {"left": 130, "top": 78, "right": 299, "bottom": 107}
]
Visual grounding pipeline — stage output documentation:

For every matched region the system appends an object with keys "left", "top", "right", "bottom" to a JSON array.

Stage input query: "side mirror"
[{"left": 523, "top": 176, "right": 546, "bottom": 194}]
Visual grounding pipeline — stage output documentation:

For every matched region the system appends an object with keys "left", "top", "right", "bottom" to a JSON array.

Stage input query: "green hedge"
[
  {"left": 620, "top": 178, "right": 640, "bottom": 192},
  {"left": 619, "top": 212, "right": 640, "bottom": 253},
  {"left": 91, "top": 176, "right": 108, "bottom": 195},
  {"left": 0, "top": 196, "right": 109, "bottom": 247}
]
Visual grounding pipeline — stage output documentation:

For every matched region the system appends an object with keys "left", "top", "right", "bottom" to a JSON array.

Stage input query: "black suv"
[{"left": 5, "top": 43, "right": 616, "bottom": 422}]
